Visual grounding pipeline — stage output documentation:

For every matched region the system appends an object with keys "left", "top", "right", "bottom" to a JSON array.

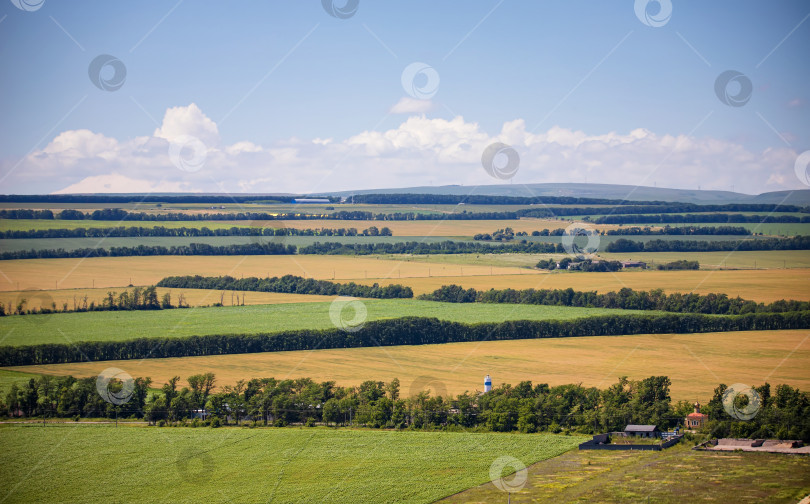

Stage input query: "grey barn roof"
[{"left": 625, "top": 424, "right": 658, "bottom": 432}]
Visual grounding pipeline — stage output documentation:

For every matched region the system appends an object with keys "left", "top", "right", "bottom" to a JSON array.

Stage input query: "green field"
[
  {"left": 0, "top": 425, "right": 584, "bottom": 504},
  {"left": 0, "top": 300, "right": 648, "bottom": 346},
  {"left": 443, "top": 440, "right": 810, "bottom": 503}
]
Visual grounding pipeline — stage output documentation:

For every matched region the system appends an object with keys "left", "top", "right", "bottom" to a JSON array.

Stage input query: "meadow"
[
  {"left": 14, "top": 330, "right": 809, "bottom": 402},
  {"left": 442, "top": 441, "right": 810, "bottom": 503},
  {"left": 0, "top": 299, "right": 645, "bottom": 346},
  {"left": 0, "top": 425, "right": 585, "bottom": 504}
]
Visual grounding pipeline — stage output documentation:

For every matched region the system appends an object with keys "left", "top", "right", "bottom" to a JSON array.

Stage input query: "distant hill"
[{"left": 326, "top": 183, "right": 810, "bottom": 206}]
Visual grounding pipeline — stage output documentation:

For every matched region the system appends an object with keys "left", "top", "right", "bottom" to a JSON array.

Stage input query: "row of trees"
[
  {"left": 350, "top": 195, "right": 807, "bottom": 216},
  {"left": 1, "top": 285, "right": 188, "bottom": 317},
  {"left": 3, "top": 235, "right": 807, "bottom": 261},
  {"left": 595, "top": 213, "right": 810, "bottom": 224},
  {"left": 4, "top": 373, "right": 808, "bottom": 441},
  {"left": 0, "top": 242, "right": 295, "bottom": 261},
  {"left": 3, "top": 206, "right": 805, "bottom": 225},
  {"left": 0, "top": 195, "right": 337, "bottom": 204},
  {"left": 0, "top": 225, "right": 393, "bottom": 239},
  {"left": 418, "top": 285, "right": 809, "bottom": 315},
  {"left": 535, "top": 258, "right": 623, "bottom": 272},
  {"left": 297, "top": 240, "right": 560, "bottom": 255},
  {"left": 156, "top": 275, "right": 414, "bottom": 299},
  {"left": 2, "top": 311, "right": 808, "bottom": 367},
  {"left": 656, "top": 260, "right": 700, "bottom": 270},
  {"left": 604, "top": 236, "right": 810, "bottom": 253},
  {"left": 604, "top": 225, "right": 751, "bottom": 235}
]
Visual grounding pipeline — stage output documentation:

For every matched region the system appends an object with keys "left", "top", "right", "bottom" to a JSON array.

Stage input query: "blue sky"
[{"left": 1, "top": 0, "right": 808, "bottom": 194}]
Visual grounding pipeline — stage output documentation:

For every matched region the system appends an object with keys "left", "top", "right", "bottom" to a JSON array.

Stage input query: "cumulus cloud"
[
  {"left": 389, "top": 97, "right": 433, "bottom": 114},
  {"left": 3, "top": 103, "right": 804, "bottom": 195},
  {"left": 153, "top": 103, "right": 220, "bottom": 146}
]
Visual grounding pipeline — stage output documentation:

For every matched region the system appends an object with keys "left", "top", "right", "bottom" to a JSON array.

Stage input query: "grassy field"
[
  {"left": 0, "top": 300, "right": 645, "bottom": 346},
  {"left": 1, "top": 287, "right": 335, "bottom": 312},
  {"left": 0, "top": 425, "right": 584, "bottom": 504},
  {"left": 442, "top": 441, "right": 810, "bottom": 503},
  {"left": 15, "top": 330, "right": 809, "bottom": 403}
]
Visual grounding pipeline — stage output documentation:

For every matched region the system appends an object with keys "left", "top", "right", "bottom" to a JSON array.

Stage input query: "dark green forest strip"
[
  {"left": 157, "top": 275, "right": 413, "bottom": 299},
  {"left": 418, "top": 285, "right": 810, "bottom": 315},
  {"left": 1, "top": 311, "right": 808, "bottom": 366}
]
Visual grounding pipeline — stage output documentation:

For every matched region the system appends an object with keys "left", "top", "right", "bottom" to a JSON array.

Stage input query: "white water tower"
[{"left": 484, "top": 374, "right": 492, "bottom": 393}]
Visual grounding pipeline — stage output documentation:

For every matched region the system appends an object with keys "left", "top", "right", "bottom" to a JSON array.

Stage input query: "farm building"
[
  {"left": 685, "top": 402, "right": 708, "bottom": 429},
  {"left": 624, "top": 424, "right": 660, "bottom": 438},
  {"left": 621, "top": 260, "right": 647, "bottom": 269}
]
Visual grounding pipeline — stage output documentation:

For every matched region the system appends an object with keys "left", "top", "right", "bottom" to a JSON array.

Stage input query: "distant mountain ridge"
[{"left": 325, "top": 183, "right": 810, "bottom": 206}]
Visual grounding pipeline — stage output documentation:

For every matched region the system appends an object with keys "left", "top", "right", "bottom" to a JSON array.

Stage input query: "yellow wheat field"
[
  {"left": 0, "top": 255, "right": 534, "bottom": 293},
  {"left": 13, "top": 330, "right": 809, "bottom": 403},
  {"left": 0, "top": 287, "right": 334, "bottom": 312}
]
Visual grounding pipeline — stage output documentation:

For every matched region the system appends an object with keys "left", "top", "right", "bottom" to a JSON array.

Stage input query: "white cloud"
[
  {"left": 153, "top": 103, "right": 219, "bottom": 146},
  {"left": 3, "top": 103, "right": 804, "bottom": 195},
  {"left": 389, "top": 97, "right": 433, "bottom": 114}
]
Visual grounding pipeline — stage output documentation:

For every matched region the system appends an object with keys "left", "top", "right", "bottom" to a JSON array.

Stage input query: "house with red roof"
[{"left": 685, "top": 402, "right": 708, "bottom": 430}]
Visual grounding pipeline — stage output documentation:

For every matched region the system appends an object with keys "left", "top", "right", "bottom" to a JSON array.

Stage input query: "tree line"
[
  {"left": 297, "top": 240, "right": 560, "bottom": 255},
  {"left": 604, "top": 225, "right": 751, "bottom": 235},
  {"left": 594, "top": 213, "right": 810, "bottom": 225},
  {"left": 0, "top": 194, "right": 339, "bottom": 204},
  {"left": 0, "top": 225, "right": 393, "bottom": 239},
  {"left": 1, "top": 285, "right": 188, "bottom": 317},
  {"left": 156, "top": 275, "right": 414, "bottom": 299},
  {"left": 604, "top": 236, "right": 810, "bottom": 253},
  {"left": 3, "top": 206, "right": 806, "bottom": 224},
  {"left": 3, "top": 372, "right": 808, "bottom": 441},
  {"left": 0, "top": 242, "right": 295, "bottom": 261},
  {"left": 349, "top": 194, "right": 806, "bottom": 214},
  {"left": 656, "top": 260, "right": 699, "bottom": 270},
  {"left": 4, "top": 235, "right": 807, "bottom": 261},
  {"left": 417, "top": 285, "right": 810, "bottom": 315},
  {"left": 2, "top": 311, "right": 808, "bottom": 367}
]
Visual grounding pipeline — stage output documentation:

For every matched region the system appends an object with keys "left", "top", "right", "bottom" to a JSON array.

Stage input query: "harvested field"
[{"left": 14, "top": 330, "right": 809, "bottom": 403}]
